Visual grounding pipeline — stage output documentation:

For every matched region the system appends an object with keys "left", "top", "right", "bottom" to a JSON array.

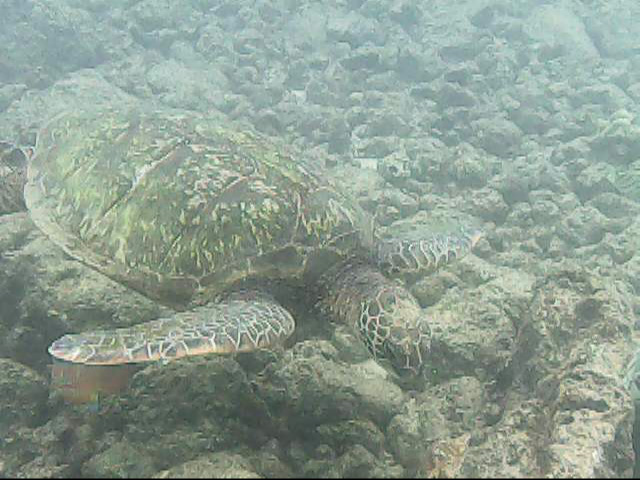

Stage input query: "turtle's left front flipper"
[{"left": 48, "top": 291, "right": 296, "bottom": 365}]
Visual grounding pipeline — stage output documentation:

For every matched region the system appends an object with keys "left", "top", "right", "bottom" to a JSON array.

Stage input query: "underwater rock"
[
  {"left": 154, "top": 452, "right": 261, "bottom": 479},
  {"left": 557, "top": 204, "right": 622, "bottom": 247},
  {"left": 468, "top": 187, "right": 510, "bottom": 224},
  {"left": 514, "top": 263, "right": 633, "bottom": 476},
  {"left": 128, "top": 0, "right": 203, "bottom": 50},
  {"left": 574, "top": 84, "right": 630, "bottom": 112},
  {"left": 0, "top": 83, "right": 26, "bottom": 113},
  {"left": 387, "top": 376, "right": 484, "bottom": 473},
  {"left": 326, "top": 10, "right": 386, "bottom": 48},
  {"left": 326, "top": 444, "right": 401, "bottom": 478},
  {"left": 0, "top": 358, "right": 48, "bottom": 433},
  {"left": 573, "top": 163, "right": 618, "bottom": 201},
  {"left": 340, "top": 47, "right": 389, "bottom": 74},
  {"left": 589, "top": 110, "right": 640, "bottom": 166},
  {"left": 0, "top": 414, "right": 78, "bottom": 478},
  {"left": 256, "top": 340, "right": 405, "bottom": 430},
  {"left": 582, "top": 4, "right": 640, "bottom": 59},
  {"left": 589, "top": 192, "right": 640, "bottom": 220},
  {"left": 528, "top": 191, "right": 564, "bottom": 225},
  {"left": 524, "top": 4, "right": 600, "bottom": 62},
  {"left": 434, "top": 83, "right": 476, "bottom": 109},
  {"left": 359, "top": 110, "right": 410, "bottom": 139},
  {"left": 0, "top": 359, "right": 80, "bottom": 477},
  {"left": 394, "top": 47, "right": 434, "bottom": 83},
  {"left": 0, "top": 0, "right": 106, "bottom": 89},
  {"left": 611, "top": 160, "right": 640, "bottom": 204},
  {"left": 510, "top": 105, "right": 552, "bottom": 135},
  {"left": 248, "top": 441, "right": 295, "bottom": 478},
  {"left": 492, "top": 155, "right": 570, "bottom": 207},
  {"left": 300, "top": 442, "right": 404, "bottom": 478},
  {"left": 116, "top": 355, "right": 273, "bottom": 463},
  {"left": 146, "top": 58, "right": 230, "bottom": 112},
  {"left": 0, "top": 69, "right": 138, "bottom": 141},
  {"left": 379, "top": 188, "right": 419, "bottom": 218},
  {"left": 376, "top": 152, "right": 413, "bottom": 187},
  {"left": 446, "top": 144, "right": 494, "bottom": 188},
  {"left": 352, "top": 135, "right": 396, "bottom": 159},
  {"left": 82, "top": 438, "right": 156, "bottom": 478},
  {"left": 423, "top": 260, "right": 529, "bottom": 381},
  {"left": 546, "top": 370, "right": 634, "bottom": 477},
  {"left": 316, "top": 419, "right": 385, "bottom": 457},
  {"left": 470, "top": 117, "right": 523, "bottom": 158},
  {"left": 0, "top": 214, "right": 58, "bottom": 367},
  {"left": 458, "top": 400, "right": 545, "bottom": 477}
]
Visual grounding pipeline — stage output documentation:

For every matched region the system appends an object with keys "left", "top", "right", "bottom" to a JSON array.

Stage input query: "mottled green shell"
[{"left": 25, "top": 108, "right": 373, "bottom": 306}]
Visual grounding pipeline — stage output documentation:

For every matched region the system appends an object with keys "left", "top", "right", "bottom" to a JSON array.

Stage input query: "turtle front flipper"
[
  {"left": 375, "top": 226, "right": 482, "bottom": 281},
  {"left": 48, "top": 291, "right": 296, "bottom": 365}
]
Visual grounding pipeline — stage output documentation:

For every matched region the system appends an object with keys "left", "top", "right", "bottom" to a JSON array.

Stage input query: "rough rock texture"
[
  {"left": 0, "top": 0, "right": 638, "bottom": 477},
  {"left": 0, "top": 358, "right": 49, "bottom": 436},
  {"left": 154, "top": 452, "right": 262, "bottom": 479}
]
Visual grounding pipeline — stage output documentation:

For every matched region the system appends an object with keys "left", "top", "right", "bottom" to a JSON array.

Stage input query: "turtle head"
[
  {"left": 383, "top": 317, "right": 432, "bottom": 378},
  {"left": 362, "top": 223, "right": 482, "bottom": 378},
  {"left": 374, "top": 225, "right": 482, "bottom": 282},
  {"left": 357, "top": 282, "right": 432, "bottom": 378}
]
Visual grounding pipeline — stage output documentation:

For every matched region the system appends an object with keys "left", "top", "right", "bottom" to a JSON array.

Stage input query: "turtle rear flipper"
[{"left": 49, "top": 291, "right": 296, "bottom": 365}]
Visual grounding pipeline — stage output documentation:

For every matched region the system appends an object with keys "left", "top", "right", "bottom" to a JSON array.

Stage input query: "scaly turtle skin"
[
  {"left": 0, "top": 142, "right": 29, "bottom": 215},
  {"left": 17, "top": 107, "right": 480, "bottom": 382}
]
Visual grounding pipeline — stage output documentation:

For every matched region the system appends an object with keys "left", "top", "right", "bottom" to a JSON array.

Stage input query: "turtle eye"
[{"left": 379, "top": 290, "right": 397, "bottom": 309}]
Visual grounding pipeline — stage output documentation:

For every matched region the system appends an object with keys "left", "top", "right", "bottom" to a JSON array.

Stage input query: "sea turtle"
[{"left": 3, "top": 106, "right": 481, "bottom": 401}]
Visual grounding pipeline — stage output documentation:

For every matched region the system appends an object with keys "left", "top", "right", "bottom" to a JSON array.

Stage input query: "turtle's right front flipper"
[
  {"left": 48, "top": 291, "right": 296, "bottom": 365},
  {"left": 375, "top": 226, "right": 482, "bottom": 280}
]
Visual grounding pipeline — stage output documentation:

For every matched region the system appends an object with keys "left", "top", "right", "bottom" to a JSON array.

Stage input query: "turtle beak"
[{"left": 384, "top": 320, "right": 431, "bottom": 378}]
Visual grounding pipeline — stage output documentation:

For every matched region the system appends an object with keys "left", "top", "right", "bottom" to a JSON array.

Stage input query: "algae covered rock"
[
  {"left": 387, "top": 376, "right": 485, "bottom": 474},
  {"left": 590, "top": 110, "right": 640, "bottom": 166},
  {"left": 256, "top": 340, "right": 405, "bottom": 430},
  {"left": 0, "top": 359, "right": 68, "bottom": 477},
  {"left": 82, "top": 439, "right": 157, "bottom": 478},
  {"left": 419, "top": 259, "right": 532, "bottom": 382},
  {"left": 0, "top": 0, "right": 106, "bottom": 89},
  {"left": 0, "top": 358, "right": 48, "bottom": 432},
  {"left": 154, "top": 452, "right": 261, "bottom": 478}
]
